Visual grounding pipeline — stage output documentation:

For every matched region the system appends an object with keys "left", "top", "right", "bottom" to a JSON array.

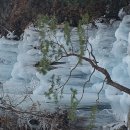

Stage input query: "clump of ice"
[
  {"left": 118, "top": 8, "right": 127, "bottom": 19},
  {"left": 80, "top": 15, "right": 130, "bottom": 124},
  {"left": 0, "top": 37, "right": 18, "bottom": 82},
  {"left": 105, "top": 15, "right": 130, "bottom": 123},
  {"left": 3, "top": 25, "right": 42, "bottom": 94}
]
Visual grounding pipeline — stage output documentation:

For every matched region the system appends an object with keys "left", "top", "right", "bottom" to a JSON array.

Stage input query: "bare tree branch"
[{"left": 65, "top": 53, "right": 130, "bottom": 95}]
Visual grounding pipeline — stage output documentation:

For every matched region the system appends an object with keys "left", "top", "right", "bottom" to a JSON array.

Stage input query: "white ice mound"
[
  {"left": 105, "top": 15, "right": 130, "bottom": 122},
  {"left": 0, "top": 37, "right": 18, "bottom": 82},
  {"left": 4, "top": 25, "right": 42, "bottom": 94},
  {"left": 115, "top": 15, "right": 130, "bottom": 41}
]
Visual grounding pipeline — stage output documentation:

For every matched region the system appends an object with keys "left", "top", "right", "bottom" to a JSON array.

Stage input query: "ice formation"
[
  {"left": 84, "top": 15, "right": 130, "bottom": 123},
  {"left": 105, "top": 15, "right": 130, "bottom": 122},
  {"left": 0, "top": 37, "right": 18, "bottom": 82},
  {"left": 0, "top": 14, "right": 130, "bottom": 126},
  {"left": 3, "top": 25, "right": 42, "bottom": 94},
  {"left": 82, "top": 15, "right": 130, "bottom": 123}
]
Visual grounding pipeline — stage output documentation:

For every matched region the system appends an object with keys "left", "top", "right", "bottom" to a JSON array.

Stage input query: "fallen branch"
[{"left": 66, "top": 53, "right": 130, "bottom": 95}]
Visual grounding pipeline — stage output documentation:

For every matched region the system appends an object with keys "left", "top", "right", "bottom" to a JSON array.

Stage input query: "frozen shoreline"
[{"left": 0, "top": 15, "right": 130, "bottom": 129}]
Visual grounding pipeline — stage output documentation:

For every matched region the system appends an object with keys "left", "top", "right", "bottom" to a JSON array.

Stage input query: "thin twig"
[
  {"left": 78, "top": 68, "right": 95, "bottom": 103},
  {"left": 56, "top": 60, "right": 80, "bottom": 92},
  {"left": 96, "top": 78, "right": 106, "bottom": 102}
]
